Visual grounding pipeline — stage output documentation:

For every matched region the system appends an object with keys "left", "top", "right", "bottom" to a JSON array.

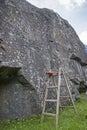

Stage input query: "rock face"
[{"left": 0, "top": 0, "right": 87, "bottom": 119}]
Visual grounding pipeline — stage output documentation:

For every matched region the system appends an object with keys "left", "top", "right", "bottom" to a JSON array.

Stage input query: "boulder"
[{"left": 0, "top": 0, "right": 87, "bottom": 119}]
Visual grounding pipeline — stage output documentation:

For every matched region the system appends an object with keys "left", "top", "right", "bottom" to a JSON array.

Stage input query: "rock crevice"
[{"left": 0, "top": 0, "right": 87, "bottom": 119}]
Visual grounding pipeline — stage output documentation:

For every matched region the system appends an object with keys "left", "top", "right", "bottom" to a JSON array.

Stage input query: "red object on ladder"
[{"left": 46, "top": 71, "right": 58, "bottom": 76}]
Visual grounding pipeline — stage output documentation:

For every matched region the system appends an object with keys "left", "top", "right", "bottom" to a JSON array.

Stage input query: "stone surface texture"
[{"left": 0, "top": 0, "right": 87, "bottom": 119}]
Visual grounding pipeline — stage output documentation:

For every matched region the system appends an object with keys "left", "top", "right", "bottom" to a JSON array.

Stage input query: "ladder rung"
[
  {"left": 43, "top": 112, "right": 56, "bottom": 116},
  {"left": 60, "top": 106, "right": 74, "bottom": 108},
  {"left": 60, "top": 86, "right": 66, "bottom": 87},
  {"left": 47, "top": 86, "right": 58, "bottom": 88},
  {"left": 60, "top": 96, "right": 70, "bottom": 98},
  {"left": 45, "top": 99, "right": 57, "bottom": 102}
]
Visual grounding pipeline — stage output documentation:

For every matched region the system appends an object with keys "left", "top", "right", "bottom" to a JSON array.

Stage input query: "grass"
[{"left": 0, "top": 94, "right": 87, "bottom": 130}]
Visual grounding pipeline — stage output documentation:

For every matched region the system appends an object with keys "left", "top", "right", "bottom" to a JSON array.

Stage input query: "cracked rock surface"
[{"left": 0, "top": 0, "right": 87, "bottom": 119}]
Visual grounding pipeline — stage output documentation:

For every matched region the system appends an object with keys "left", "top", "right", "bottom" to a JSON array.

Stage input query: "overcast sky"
[{"left": 26, "top": 0, "right": 87, "bottom": 45}]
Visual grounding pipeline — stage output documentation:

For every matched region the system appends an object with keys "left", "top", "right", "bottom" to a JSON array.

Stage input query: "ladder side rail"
[
  {"left": 61, "top": 68, "right": 77, "bottom": 114},
  {"left": 56, "top": 67, "right": 61, "bottom": 128},
  {"left": 41, "top": 77, "right": 50, "bottom": 123}
]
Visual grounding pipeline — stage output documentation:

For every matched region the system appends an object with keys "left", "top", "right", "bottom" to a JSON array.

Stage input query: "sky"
[{"left": 26, "top": 0, "right": 87, "bottom": 45}]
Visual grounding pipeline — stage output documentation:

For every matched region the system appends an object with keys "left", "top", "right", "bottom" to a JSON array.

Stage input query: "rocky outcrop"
[{"left": 0, "top": 0, "right": 87, "bottom": 119}]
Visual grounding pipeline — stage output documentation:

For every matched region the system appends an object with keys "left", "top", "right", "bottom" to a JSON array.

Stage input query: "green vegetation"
[{"left": 0, "top": 94, "right": 87, "bottom": 130}]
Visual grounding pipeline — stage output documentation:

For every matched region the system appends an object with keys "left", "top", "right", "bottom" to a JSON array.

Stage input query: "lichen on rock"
[{"left": 0, "top": 0, "right": 87, "bottom": 119}]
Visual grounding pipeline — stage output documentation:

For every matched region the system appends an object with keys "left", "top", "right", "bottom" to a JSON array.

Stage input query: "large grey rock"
[{"left": 0, "top": 0, "right": 87, "bottom": 119}]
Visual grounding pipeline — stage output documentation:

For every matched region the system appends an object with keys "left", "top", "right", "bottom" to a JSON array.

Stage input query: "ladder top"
[{"left": 46, "top": 71, "right": 58, "bottom": 76}]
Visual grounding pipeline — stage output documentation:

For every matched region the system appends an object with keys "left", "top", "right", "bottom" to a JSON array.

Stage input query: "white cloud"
[
  {"left": 79, "top": 31, "right": 87, "bottom": 44},
  {"left": 58, "top": 0, "right": 73, "bottom": 9},
  {"left": 26, "top": 0, "right": 86, "bottom": 11},
  {"left": 74, "top": 0, "right": 86, "bottom": 6},
  {"left": 58, "top": 0, "right": 86, "bottom": 9}
]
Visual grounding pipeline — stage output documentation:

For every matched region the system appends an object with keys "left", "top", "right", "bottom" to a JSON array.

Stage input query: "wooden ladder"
[{"left": 41, "top": 67, "right": 77, "bottom": 128}]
